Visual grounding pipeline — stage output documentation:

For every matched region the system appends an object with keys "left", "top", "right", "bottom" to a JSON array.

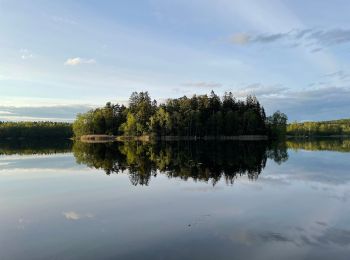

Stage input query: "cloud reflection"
[{"left": 62, "top": 211, "right": 94, "bottom": 221}]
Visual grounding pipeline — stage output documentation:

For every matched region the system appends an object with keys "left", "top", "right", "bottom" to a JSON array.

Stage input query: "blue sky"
[{"left": 1, "top": 0, "right": 350, "bottom": 122}]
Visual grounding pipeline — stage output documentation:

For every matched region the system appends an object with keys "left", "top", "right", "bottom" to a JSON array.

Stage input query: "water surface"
[{"left": 1, "top": 139, "right": 350, "bottom": 259}]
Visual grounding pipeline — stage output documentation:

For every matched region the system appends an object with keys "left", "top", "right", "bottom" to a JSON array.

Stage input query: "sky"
[{"left": 1, "top": 0, "right": 350, "bottom": 122}]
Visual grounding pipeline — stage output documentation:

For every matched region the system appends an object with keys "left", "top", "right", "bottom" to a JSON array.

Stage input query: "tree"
[
  {"left": 267, "top": 111, "right": 288, "bottom": 138},
  {"left": 120, "top": 113, "right": 138, "bottom": 136},
  {"left": 149, "top": 108, "right": 171, "bottom": 136}
]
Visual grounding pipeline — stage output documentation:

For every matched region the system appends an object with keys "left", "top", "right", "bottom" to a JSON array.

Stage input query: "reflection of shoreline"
[
  {"left": 287, "top": 138, "right": 350, "bottom": 152},
  {"left": 288, "top": 135, "right": 350, "bottom": 138},
  {"left": 155, "top": 135, "right": 268, "bottom": 141},
  {"left": 0, "top": 139, "right": 72, "bottom": 155}
]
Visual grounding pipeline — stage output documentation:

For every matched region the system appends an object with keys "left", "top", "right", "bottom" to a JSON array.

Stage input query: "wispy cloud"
[
  {"left": 229, "top": 33, "right": 251, "bottom": 45},
  {"left": 0, "top": 105, "right": 93, "bottom": 122},
  {"left": 229, "top": 28, "right": 350, "bottom": 52},
  {"left": 63, "top": 211, "right": 94, "bottom": 221},
  {"left": 260, "top": 86, "right": 350, "bottom": 121},
  {"left": 182, "top": 81, "right": 222, "bottom": 88},
  {"left": 20, "top": 49, "right": 34, "bottom": 60},
  {"left": 64, "top": 57, "right": 96, "bottom": 66},
  {"left": 324, "top": 70, "right": 350, "bottom": 81},
  {"left": 51, "top": 16, "right": 77, "bottom": 25},
  {"left": 231, "top": 83, "right": 287, "bottom": 97},
  {"left": 0, "top": 110, "right": 15, "bottom": 115},
  {"left": 224, "top": 76, "right": 350, "bottom": 121},
  {"left": 228, "top": 224, "right": 350, "bottom": 248}
]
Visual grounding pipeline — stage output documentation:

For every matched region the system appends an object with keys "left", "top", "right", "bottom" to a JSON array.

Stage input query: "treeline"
[
  {"left": 73, "top": 91, "right": 287, "bottom": 138},
  {"left": 287, "top": 119, "right": 350, "bottom": 137},
  {"left": 0, "top": 121, "right": 72, "bottom": 139}
]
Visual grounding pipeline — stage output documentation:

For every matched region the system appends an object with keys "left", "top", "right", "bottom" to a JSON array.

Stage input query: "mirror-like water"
[{"left": 1, "top": 139, "right": 350, "bottom": 260}]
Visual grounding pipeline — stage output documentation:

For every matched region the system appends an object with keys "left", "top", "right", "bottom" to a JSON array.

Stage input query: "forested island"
[{"left": 73, "top": 91, "right": 288, "bottom": 140}]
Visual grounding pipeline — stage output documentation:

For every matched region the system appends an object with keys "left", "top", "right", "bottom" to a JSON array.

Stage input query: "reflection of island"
[{"left": 73, "top": 141, "right": 288, "bottom": 185}]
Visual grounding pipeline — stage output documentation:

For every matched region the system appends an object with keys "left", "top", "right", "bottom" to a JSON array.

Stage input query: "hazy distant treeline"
[
  {"left": 0, "top": 121, "right": 72, "bottom": 139},
  {"left": 73, "top": 91, "right": 288, "bottom": 138},
  {"left": 287, "top": 119, "right": 350, "bottom": 137}
]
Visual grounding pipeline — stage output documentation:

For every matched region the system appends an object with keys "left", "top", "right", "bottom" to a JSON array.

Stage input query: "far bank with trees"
[{"left": 287, "top": 119, "right": 350, "bottom": 137}]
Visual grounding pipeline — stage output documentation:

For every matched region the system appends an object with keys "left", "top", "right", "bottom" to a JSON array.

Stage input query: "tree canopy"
[{"left": 73, "top": 91, "right": 287, "bottom": 139}]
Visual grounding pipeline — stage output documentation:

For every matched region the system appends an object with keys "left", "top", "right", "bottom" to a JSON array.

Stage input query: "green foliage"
[
  {"left": 0, "top": 121, "right": 72, "bottom": 139},
  {"left": 128, "top": 91, "right": 156, "bottom": 134},
  {"left": 266, "top": 111, "right": 288, "bottom": 139},
  {"left": 149, "top": 107, "right": 171, "bottom": 136},
  {"left": 119, "top": 112, "right": 138, "bottom": 136},
  {"left": 287, "top": 119, "right": 350, "bottom": 137},
  {"left": 73, "top": 102, "right": 126, "bottom": 137},
  {"left": 73, "top": 91, "right": 286, "bottom": 138}
]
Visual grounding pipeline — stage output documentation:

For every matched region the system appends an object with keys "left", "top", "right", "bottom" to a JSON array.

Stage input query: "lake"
[{"left": 1, "top": 139, "right": 350, "bottom": 260}]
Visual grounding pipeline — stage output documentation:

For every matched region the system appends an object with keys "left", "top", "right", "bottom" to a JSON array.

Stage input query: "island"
[{"left": 73, "top": 91, "right": 288, "bottom": 141}]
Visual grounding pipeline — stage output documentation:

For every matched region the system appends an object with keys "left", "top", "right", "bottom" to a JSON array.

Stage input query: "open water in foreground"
[{"left": 1, "top": 139, "right": 350, "bottom": 259}]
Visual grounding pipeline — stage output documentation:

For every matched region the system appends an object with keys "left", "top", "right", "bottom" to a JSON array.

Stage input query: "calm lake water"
[{"left": 1, "top": 139, "right": 350, "bottom": 260}]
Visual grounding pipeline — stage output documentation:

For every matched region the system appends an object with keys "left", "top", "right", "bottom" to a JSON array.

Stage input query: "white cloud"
[
  {"left": 64, "top": 57, "right": 96, "bottom": 66},
  {"left": 63, "top": 211, "right": 80, "bottom": 220},
  {"left": 0, "top": 110, "right": 14, "bottom": 115},
  {"left": 0, "top": 115, "right": 75, "bottom": 122},
  {"left": 51, "top": 16, "right": 77, "bottom": 25},
  {"left": 231, "top": 83, "right": 287, "bottom": 97},
  {"left": 20, "top": 49, "right": 34, "bottom": 60},
  {"left": 229, "top": 28, "right": 350, "bottom": 52},
  {"left": 229, "top": 33, "right": 251, "bottom": 45},
  {"left": 62, "top": 211, "right": 94, "bottom": 220},
  {"left": 0, "top": 105, "right": 93, "bottom": 122},
  {"left": 182, "top": 81, "right": 222, "bottom": 88}
]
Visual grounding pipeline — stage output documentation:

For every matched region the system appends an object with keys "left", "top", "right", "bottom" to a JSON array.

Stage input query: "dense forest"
[
  {"left": 287, "top": 119, "right": 350, "bottom": 137},
  {"left": 73, "top": 91, "right": 287, "bottom": 139},
  {"left": 0, "top": 121, "right": 72, "bottom": 139}
]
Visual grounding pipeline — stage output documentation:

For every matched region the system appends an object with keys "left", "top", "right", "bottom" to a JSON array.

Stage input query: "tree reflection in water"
[{"left": 73, "top": 141, "right": 288, "bottom": 186}]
